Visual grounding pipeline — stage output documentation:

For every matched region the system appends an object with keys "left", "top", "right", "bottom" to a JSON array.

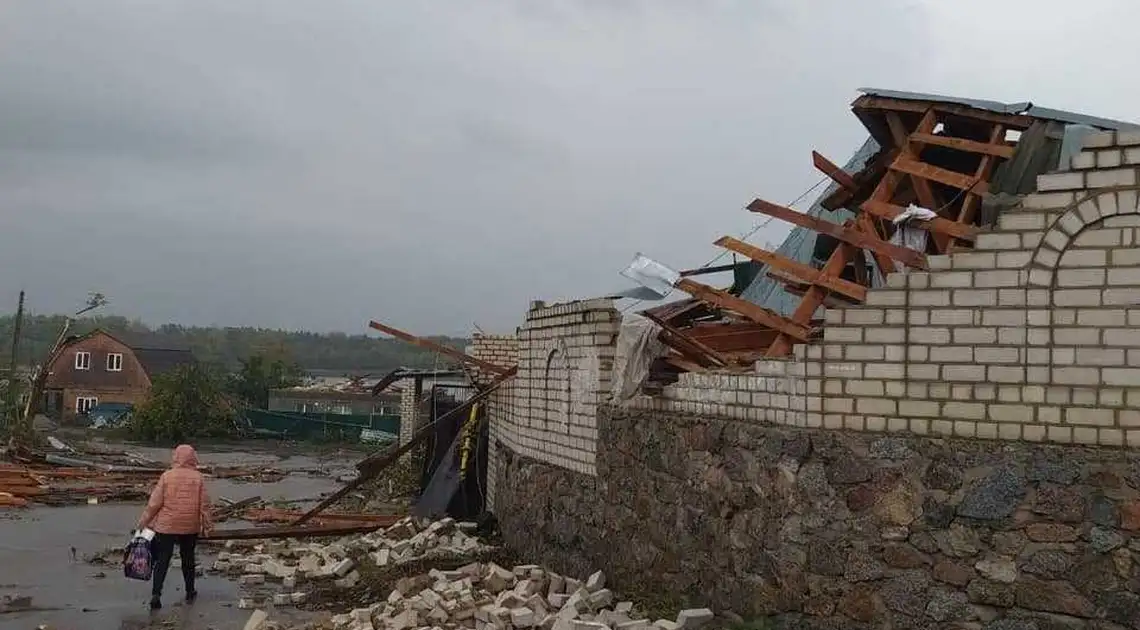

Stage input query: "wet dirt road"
[{"left": 0, "top": 444, "right": 359, "bottom": 630}]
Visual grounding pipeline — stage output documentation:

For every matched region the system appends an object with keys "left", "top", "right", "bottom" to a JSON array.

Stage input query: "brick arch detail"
[{"left": 1028, "top": 185, "right": 1140, "bottom": 287}]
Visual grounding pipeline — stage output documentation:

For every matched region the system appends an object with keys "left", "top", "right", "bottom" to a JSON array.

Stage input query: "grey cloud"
[{"left": 5, "top": 0, "right": 1081, "bottom": 336}]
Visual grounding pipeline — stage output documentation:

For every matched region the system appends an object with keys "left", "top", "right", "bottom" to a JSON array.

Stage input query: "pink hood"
[{"left": 171, "top": 444, "right": 199, "bottom": 469}]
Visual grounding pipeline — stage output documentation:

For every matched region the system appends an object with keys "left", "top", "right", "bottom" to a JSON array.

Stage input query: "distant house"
[{"left": 42, "top": 329, "right": 196, "bottom": 419}]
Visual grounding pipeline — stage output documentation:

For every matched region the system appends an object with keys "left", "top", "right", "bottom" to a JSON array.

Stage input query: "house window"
[
  {"left": 76, "top": 396, "right": 98, "bottom": 414},
  {"left": 75, "top": 352, "right": 91, "bottom": 370},
  {"left": 106, "top": 353, "right": 123, "bottom": 372}
]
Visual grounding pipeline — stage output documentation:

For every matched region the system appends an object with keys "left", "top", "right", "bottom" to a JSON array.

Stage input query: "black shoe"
[
  {"left": 185, "top": 591, "right": 197, "bottom": 604},
  {"left": 149, "top": 597, "right": 162, "bottom": 610}
]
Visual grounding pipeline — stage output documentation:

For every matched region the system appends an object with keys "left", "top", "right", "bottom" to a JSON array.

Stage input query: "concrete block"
[
  {"left": 1070, "top": 151, "right": 1095, "bottom": 169},
  {"left": 943, "top": 402, "right": 985, "bottom": 420},
  {"left": 1109, "top": 267, "right": 1140, "bottom": 285},
  {"left": 952, "top": 252, "right": 997, "bottom": 270},
  {"left": 334, "top": 570, "right": 361, "bottom": 589},
  {"left": 587, "top": 588, "right": 613, "bottom": 609},
  {"left": 675, "top": 609, "right": 715, "bottom": 630},
  {"left": 243, "top": 610, "right": 269, "bottom": 630},
  {"left": 654, "top": 620, "right": 681, "bottom": 630},
  {"left": 988, "top": 404, "right": 1033, "bottom": 423},
  {"left": 1054, "top": 367, "right": 1101, "bottom": 386},
  {"left": 1037, "top": 171, "right": 1084, "bottom": 191},
  {"left": 952, "top": 289, "right": 998, "bottom": 307},
  {"left": 1083, "top": 130, "right": 1116, "bottom": 148},
  {"left": 584, "top": 571, "right": 605, "bottom": 593},
  {"left": 1089, "top": 168, "right": 1137, "bottom": 188},
  {"left": 976, "top": 232, "right": 1022, "bottom": 251},
  {"left": 332, "top": 558, "right": 355, "bottom": 577},
  {"left": 1118, "top": 130, "right": 1140, "bottom": 146},
  {"left": 942, "top": 365, "right": 986, "bottom": 382}
]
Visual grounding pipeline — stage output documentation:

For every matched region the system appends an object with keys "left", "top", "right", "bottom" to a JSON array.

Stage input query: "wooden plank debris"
[
  {"left": 674, "top": 279, "right": 810, "bottom": 341},
  {"left": 641, "top": 310, "right": 728, "bottom": 368},
  {"left": 746, "top": 199, "right": 928, "bottom": 269},
  {"left": 294, "top": 367, "right": 517, "bottom": 527},
  {"left": 910, "top": 132, "right": 1015, "bottom": 158},
  {"left": 714, "top": 236, "right": 867, "bottom": 302},
  {"left": 368, "top": 320, "right": 511, "bottom": 375},
  {"left": 891, "top": 155, "right": 986, "bottom": 193},
  {"left": 811, "top": 151, "right": 858, "bottom": 190}
]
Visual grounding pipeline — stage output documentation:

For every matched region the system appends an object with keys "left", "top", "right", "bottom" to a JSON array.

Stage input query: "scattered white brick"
[
  {"left": 243, "top": 609, "right": 269, "bottom": 630},
  {"left": 676, "top": 608, "right": 715, "bottom": 630}
]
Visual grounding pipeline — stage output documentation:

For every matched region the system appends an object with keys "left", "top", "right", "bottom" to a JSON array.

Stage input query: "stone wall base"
[{"left": 494, "top": 406, "right": 1140, "bottom": 627}]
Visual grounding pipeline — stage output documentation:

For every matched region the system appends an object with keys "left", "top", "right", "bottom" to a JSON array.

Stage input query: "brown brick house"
[{"left": 42, "top": 330, "right": 195, "bottom": 419}]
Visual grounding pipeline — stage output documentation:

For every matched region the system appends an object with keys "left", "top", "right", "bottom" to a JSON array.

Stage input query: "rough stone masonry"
[{"left": 477, "top": 129, "right": 1140, "bottom": 629}]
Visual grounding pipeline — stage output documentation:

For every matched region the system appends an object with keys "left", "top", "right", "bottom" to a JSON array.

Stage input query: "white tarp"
[
  {"left": 889, "top": 204, "right": 937, "bottom": 272},
  {"left": 611, "top": 313, "right": 669, "bottom": 405}
]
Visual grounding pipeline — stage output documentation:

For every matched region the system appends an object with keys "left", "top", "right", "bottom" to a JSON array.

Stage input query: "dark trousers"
[{"left": 149, "top": 533, "right": 197, "bottom": 599}]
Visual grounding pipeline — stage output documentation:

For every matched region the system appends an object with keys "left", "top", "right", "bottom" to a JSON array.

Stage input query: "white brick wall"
[
  {"left": 480, "top": 299, "right": 618, "bottom": 509},
  {"left": 487, "top": 131, "right": 1140, "bottom": 504},
  {"left": 616, "top": 130, "right": 1140, "bottom": 450}
]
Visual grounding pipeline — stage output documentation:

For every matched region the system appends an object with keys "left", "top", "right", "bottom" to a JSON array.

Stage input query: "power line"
[{"left": 620, "top": 176, "right": 831, "bottom": 314}]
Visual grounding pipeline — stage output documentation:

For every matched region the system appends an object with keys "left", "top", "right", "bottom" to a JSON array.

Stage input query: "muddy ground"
[{"left": 0, "top": 441, "right": 367, "bottom": 630}]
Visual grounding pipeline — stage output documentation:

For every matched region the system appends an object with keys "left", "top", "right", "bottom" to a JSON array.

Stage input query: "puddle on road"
[{"left": 0, "top": 443, "right": 356, "bottom": 630}]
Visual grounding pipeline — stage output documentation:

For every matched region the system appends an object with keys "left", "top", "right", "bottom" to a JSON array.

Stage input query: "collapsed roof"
[{"left": 641, "top": 88, "right": 1139, "bottom": 375}]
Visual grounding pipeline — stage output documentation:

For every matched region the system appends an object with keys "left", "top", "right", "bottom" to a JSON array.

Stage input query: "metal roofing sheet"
[{"left": 857, "top": 88, "right": 1140, "bottom": 130}]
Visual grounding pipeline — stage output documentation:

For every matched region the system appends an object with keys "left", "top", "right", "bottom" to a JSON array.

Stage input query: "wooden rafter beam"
[
  {"left": 642, "top": 311, "right": 728, "bottom": 368},
  {"left": 888, "top": 110, "right": 950, "bottom": 253},
  {"left": 641, "top": 298, "right": 704, "bottom": 325},
  {"left": 715, "top": 236, "right": 868, "bottom": 302},
  {"left": 747, "top": 198, "right": 928, "bottom": 270},
  {"left": 862, "top": 200, "right": 978, "bottom": 241},
  {"left": 851, "top": 95, "right": 1036, "bottom": 129},
  {"left": 368, "top": 320, "right": 511, "bottom": 375},
  {"left": 891, "top": 155, "right": 986, "bottom": 194},
  {"left": 766, "top": 242, "right": 857, "bottom": 357},
  {"left": 952, "top": 123, "right": 1005, "bottom": 251},
  {"left": 821, "top": 148, "right": 898, "bottom": 211},
  {"left": 811, "top": 151, "right": 857, "bottom": 191},
  {"left": 910, "top": 132, "right": 1015, "bottom": 158},
  {"left": 674, "top": 278, "right": 810, "bottom": 341},
  {"left": 687, "top": 323, "right": 779, "bottom": 353}
]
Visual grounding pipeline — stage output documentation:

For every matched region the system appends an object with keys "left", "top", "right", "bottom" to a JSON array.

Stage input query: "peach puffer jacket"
[{"left": 138, "top": 445, "right": 213, "bottom": 535}]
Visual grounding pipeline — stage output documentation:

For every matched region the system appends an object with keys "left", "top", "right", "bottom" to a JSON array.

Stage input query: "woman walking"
[{"left": 136, "top": 444, "right": 213, "bottom": 610}]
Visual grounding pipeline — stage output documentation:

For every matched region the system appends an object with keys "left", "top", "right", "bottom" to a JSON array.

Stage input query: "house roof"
[
  {"left": 57, "top": 328, "right": 195, "bottom": 379},
  {"left": 855, "top": 88, "right": 1140, "bottom": 130},
  {"left": 132, "top": 347, "right": 196, "bottom": 377}
]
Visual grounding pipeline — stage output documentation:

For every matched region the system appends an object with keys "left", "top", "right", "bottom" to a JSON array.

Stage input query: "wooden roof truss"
[{"left": 644, "top": 95, "right": 1041, "bottom": 372}]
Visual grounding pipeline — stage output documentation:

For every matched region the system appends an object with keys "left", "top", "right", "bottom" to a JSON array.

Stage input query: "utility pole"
[{"left": 5, "top": 291, "right": 25, "bottom": 433}]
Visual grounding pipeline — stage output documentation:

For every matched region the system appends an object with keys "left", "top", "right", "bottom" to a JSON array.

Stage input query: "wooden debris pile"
[{"left": 643, "top": 91, "right": 1118, "bottom": 374}]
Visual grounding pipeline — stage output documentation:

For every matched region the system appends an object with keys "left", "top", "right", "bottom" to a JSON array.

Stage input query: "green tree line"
[{"left": 0, "top": 314, "right": 468, "bottom": 372}]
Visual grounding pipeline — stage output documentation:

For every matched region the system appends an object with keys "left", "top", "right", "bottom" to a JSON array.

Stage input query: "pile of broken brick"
[
  {"left": 223, "top": 517, "right": 714, "bottom": 630},
  {"left": 215, "top": 516, "right": 487, "bottom": 609}
]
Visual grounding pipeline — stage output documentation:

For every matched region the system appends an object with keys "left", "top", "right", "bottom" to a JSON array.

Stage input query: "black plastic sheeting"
[{"left": 412, "top": 391, "right": 489, "bottom": 521}]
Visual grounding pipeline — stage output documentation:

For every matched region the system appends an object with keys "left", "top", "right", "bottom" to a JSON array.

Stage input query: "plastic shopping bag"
[{"left": 122, "top": 533, "right": 153, "bottom": 581}]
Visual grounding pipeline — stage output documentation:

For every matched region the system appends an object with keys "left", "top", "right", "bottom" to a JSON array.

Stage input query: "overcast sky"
[{"left": 1, "top": 1, "right": 1136, "bottom": 336}]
